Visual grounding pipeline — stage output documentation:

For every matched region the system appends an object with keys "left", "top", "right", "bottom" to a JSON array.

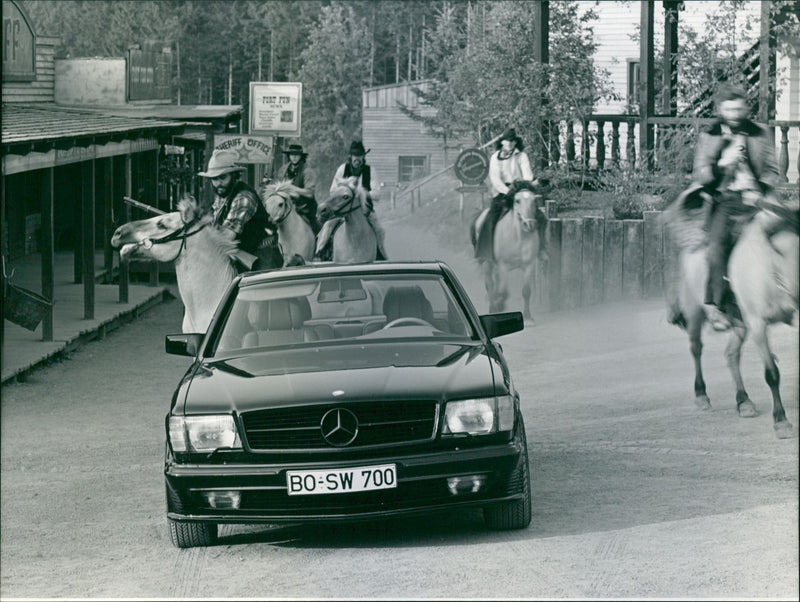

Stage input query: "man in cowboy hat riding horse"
[
  {"left": 199, "top": 149, "right": 280, "bottom": 271},
  {"left": 317, "top": 139, "right": 388, "bottom": 260}
]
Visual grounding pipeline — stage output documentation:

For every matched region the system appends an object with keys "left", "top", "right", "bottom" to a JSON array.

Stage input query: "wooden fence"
[{"left": 535, "top": 206, "right": 679, "bottom": 312}]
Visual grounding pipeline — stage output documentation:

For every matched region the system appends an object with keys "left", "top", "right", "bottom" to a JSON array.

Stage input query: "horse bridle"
[
  {"left": 512, "top": 193, "right": 538, "bottom": 231},
  {"left": 133, "top": 215, "right": 208, "bottom": 262},
  {"left": 327, "top": 188, "right": 362, "bottom": 217},
  {"left": 266, "top": 192, "right": 293, "bottom": 225}
]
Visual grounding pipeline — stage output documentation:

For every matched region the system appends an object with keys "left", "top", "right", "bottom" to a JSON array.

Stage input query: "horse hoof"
[
  {"left": 737, "top": 400, "right": 758, "bottom": 418},
  {"left": 694, "top": 395, "right": 711, "bottom": 410},
  {"left": 774, "top": 421, "right": 795, "bottom": 439}
]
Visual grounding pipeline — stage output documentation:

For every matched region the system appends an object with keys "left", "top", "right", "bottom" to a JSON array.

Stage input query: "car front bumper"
[{"left": 165, "top": 430, "right": 527, "bottom": 525}]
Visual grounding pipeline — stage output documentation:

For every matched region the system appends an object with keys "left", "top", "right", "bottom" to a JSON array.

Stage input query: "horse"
[
  {"left": 664, "top": 191, "right": 798, "bottom": 439},
  {"left": 469, "top": 181, "right": 544, "bottom": 321},
  {"left": 110, "top": 196, "right": 238, "bottom": 334},
  {"left": 316, "top": 179, "right": 377, "bottom": 264},
  {"left": 261, "top": 179, "right": 316, "bottom": 266}
]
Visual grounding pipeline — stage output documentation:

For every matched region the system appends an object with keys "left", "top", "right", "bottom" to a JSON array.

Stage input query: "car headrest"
[
  {"left": 382, "top": 286, "right": 434, "bottom": 323},
  {"left": 248, "top": 297, "right": 311, "bottom": 331}
]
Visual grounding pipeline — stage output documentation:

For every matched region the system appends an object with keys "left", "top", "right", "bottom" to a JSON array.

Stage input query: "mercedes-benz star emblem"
[{"left": 320, "top": 408, "right": 359, "bottom": 447}]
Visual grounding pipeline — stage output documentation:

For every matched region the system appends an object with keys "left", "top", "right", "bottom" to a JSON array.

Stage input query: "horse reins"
[
  {"left": 266, "top": 193, "right": 293, "bottom": 225},
  {"left": 134, "top": 217, "right": 208, "bottom": 262}
]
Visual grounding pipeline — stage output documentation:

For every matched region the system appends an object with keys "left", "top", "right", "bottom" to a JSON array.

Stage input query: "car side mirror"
[
  {"left": 165, "top": 333, "right": 203, "bottom": 357},
  {"left": 479, "top": 312, "right": 524, "bottom": 339}
]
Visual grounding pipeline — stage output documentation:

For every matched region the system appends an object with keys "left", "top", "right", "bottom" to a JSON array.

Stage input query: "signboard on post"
[
  {"left": 213, "top": 135, "right": 274, "bottom": 165},
  {"left": 128, "top": 41, "right": 172, "bottom": 101},
  {"left": 454, "top": 148, "right": 490, "bottom": 186},
  {"left": 249, "top": 82, "right": 302, "bottom": 138},
  {"left": 2, "top": 0, "right": 36, "bottom": 82}
]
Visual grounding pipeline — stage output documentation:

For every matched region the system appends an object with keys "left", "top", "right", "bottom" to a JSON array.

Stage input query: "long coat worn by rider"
[
  {"left": 279, "top": 145, "right": 320, "bottom": 233},
  {"left": 689, "top": 117, "right": 781, "bottom": 309}
]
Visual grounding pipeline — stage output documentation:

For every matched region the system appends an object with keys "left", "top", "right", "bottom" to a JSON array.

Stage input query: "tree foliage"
[{"left": 398, "top": 1, "right": 616, "bottom": 155}]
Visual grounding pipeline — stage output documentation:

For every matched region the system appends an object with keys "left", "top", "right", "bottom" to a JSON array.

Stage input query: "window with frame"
[
  {"left": 627, "top": 59, "right": 640, "bottom": 109},
  {"left": 398, "top": 156, "right": 428, "bottom": 183}
]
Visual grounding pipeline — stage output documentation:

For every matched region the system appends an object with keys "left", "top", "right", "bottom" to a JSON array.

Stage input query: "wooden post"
[
  {"left": 533, "top": 0, "right": 550, "bottom": 169},
  {"left": 639, "top": 0, "right": 655, "bottom": 170},
  {"left": 82, "top": 160, "right": 96, "bottom": 319},
  {"left": 40, "top": 167, "right": 55, "bottom": 341},
  {"left": 103, "top": 157, "right": 114, "bottom": 279},
  {"left": 758, "top": 1, "right": 775, "bottom": 124},
  {"left": 596, "top": 120, "right": 606, "bottom": 170},
  {"left": 662, "top": 1, "right": 681, "bottom": 116},
  {"left": 149, "top": 150, "right": 160, "bottom": 287},
  {"left": 640, "top": 5, "right": 655, "bottom": 167},
  {"left": 74, "top": 166, "right": 82, "bottom": 284},
  {"left": 611, "top": 121, "right": 620, "bottom": 166},
  {"left": 119, "top": 154, "right": 131, "bottom": 303}
]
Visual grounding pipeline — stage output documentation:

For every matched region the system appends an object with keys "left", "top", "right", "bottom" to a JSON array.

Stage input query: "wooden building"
[
  {"left": 362, "top": 81, "right": 471, "bottom": 190},
  {"left": 1, "top": 0, "right": 185, "bottom": 348}
]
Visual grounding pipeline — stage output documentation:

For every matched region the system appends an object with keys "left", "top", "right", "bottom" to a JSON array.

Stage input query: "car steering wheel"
[{"left": 382, "top": 317, "right": 433, "bottom": 329}]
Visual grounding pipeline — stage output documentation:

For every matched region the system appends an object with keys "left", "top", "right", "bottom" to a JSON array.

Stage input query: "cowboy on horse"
[
  {"left": 474, "top": 128, "right": 548, "bottom": 263},
  {"left": 668, "top": 84, "right": 794, "bottom": 331},
  {"left": 316, "top": 140, "right": 388, "bottom": 261},
  {"left": 199, "top": 149, "right": 281, "bottom": 271}
]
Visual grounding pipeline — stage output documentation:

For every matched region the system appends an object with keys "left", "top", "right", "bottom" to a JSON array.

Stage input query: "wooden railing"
[{"left": 543, "top": 116, "right": 799, "bottom": 183}]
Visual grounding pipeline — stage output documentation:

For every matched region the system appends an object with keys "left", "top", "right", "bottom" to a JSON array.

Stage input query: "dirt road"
[{"left": 1, "top": 221, "right": 797, "bottom": 599}]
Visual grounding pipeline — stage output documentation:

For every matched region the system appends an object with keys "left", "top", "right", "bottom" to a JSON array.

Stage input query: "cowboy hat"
[
  {"left": 197, "top": 150, "right": 247, "bottom": 178},
  {"left": 349, "top": 140, "right": 370, "bottom": 156},
  {"left": 282, "top": 143, "right": 308, "bottom": 157},
  {"left": 497, "top": 127, "right": 524, "bottom": 150}
]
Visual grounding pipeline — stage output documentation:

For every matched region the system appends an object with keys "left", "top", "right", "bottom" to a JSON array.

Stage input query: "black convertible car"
[{"left": 164, "top": 261, "right": 530, "bottom": 547}]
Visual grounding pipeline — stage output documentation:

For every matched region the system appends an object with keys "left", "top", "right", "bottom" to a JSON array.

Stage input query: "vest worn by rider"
[{"left": 214, "top": 180, "right": 274, "bottom": 256}]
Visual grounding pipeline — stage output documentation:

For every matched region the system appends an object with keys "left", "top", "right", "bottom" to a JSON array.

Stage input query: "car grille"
[{"left": 240, "top": 400, "right": 438, "bottom": 450}]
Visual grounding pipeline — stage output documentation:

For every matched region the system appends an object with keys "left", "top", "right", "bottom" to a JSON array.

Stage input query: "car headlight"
[
  {"left": 168, "top": 415, "right": 242, "bottom": 453},
  {"left": 442, "top": 396, "right": 515, "bottom": 435}
]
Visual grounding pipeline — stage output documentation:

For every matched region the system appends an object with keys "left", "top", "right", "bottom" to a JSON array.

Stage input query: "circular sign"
[{"left": 454, "top": 148, "right": 490, "bottom": 185}]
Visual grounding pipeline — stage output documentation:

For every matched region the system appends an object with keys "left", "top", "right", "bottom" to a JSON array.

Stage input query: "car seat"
[
  {"left": 242, "top": 297, "right": 318, "bottom": 347},
  {"left": 381, "top": 285, "right": 435, "bottom": 325}
]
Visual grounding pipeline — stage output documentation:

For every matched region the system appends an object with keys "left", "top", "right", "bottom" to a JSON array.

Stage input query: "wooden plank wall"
[
  {"left": 1, "top": 36, "right": 60, "bottom": 103},
  {"left": 538, "top": 211, "right": 676, "bottom": 311},
  {"left": 362, "top": 81, "right": 471, "bottom": 192}
]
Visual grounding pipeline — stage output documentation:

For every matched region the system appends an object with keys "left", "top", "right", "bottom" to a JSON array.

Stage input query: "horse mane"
[{"left": 261, "top": 179, "right": 302, "bottom": 201}]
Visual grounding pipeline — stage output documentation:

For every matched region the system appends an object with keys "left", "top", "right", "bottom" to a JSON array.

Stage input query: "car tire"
[
  {"left": 483, "top": 434, "right": 532, "bottom": 530},
  {"left": 168, "top": 519, "right": 218, "bottom": 548}
]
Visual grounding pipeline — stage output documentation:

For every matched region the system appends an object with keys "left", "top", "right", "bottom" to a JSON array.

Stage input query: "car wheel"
[
  {"left": 168, "top": 518, "right": 218, "bottom": 548},
  {"left": 483, "top": 436, "right": 532, "bottom": 530}
]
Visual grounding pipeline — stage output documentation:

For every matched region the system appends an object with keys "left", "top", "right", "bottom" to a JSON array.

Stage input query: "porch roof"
[{"left": 1, "top": 103, "right": 185, "bottom": 153}]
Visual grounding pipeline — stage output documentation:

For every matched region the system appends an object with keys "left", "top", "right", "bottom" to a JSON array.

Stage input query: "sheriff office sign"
[{"left": 249, "top": 82, "right": 302, "bottom": 138}]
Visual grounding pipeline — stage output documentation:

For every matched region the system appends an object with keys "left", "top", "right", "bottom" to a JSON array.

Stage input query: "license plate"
[{"left": 286, "top": 464, "right": 397, "bottom": 496}]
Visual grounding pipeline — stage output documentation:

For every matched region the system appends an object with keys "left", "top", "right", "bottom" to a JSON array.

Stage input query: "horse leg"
[
  {"left": 493, "top": 264, "right": 510, "bottom": 313},
  {"left": 723, "top": 323, "right": 757, "bottom": 418},
  {"left": 482, "top": 262, "right": 497, "bottom": 312},
  {"left": 688, "top": 314, "right": 711, "bottom": 410},
  {"left": 521, "top": 263, "right": 535, "bottom": 323},
  {"left": 748, "top": 318, "right": 793, "bottom": 438}
]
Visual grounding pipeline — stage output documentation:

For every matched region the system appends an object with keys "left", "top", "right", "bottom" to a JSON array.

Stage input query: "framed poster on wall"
[{"left": 249, "top": 82, "right": 302, "bottom": 138}]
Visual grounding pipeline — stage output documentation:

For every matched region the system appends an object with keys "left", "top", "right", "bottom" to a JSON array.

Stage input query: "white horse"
[
  {"left": 316, "top": 180, "right": 377, "bottom": 264},
  {"left": 470, "top": 182, "right": 544, "bottom": 321},
  {"left": 110, "top": 196, "right": 238, "bottom": 333},
  {"left": 261, "top": 180, "right": 316, "bottom": 266},
  {"left": 665, "top": 192, "right": 798, "bottom": 439}
]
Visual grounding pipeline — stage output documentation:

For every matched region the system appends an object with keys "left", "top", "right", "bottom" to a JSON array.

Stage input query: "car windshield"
[{"left": 210, "top": 273, "right": 476, "bottom": 354}]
